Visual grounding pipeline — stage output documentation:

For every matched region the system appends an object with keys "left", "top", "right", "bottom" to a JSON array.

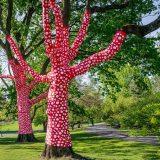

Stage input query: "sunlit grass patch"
[{"left": 0, "top": 130, "right": 159, "bottom": 160}]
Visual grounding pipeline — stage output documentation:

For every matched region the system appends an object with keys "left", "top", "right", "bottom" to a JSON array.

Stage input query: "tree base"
[
  {"left": 41, "top": 144, "right": 91, "bottom": 160},
  {"left": 16, "top": 133, "right": 38, "bottom": 142}
]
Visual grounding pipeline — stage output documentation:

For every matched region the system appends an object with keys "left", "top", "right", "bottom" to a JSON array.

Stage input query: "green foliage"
[
  {"left": 68, "top": 79, "right": 104, "bottom": 128},
  {"left": 69, "top": 100, "right": 86, "bottom": 129},
  {"left": 116, "top": 64, "right": 152, "bottom": 96},
  {"left": 68, "top": 80, "right": 87, "bottom": 129},
  {"left": 0, "top": 86, "right": 16, "bottom": 121},
  {"left": 122, "top": 101, "right": 160, "bottom": 135},
  {"left": 101, "top": 63, "right": 160, "bottom": 136},
  {"left": 102, "top": 95, "right": 138, "bottom": 127},
  {"left": 103, "top": 92, "right": 160, "bottom": 135},
  {"left": 33, "top": 104, "right": 47, "bottom": 128},
  {"left": 1, "top": 85, "right": 17, "bottom": 121},
  {"left": 29, "top": 81, "right": 49, "bottom": 99}
]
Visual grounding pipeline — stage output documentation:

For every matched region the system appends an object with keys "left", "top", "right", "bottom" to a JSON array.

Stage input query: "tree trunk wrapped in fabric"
[{"left": 0, "top": 60, "right": 48, "bottom": 142}]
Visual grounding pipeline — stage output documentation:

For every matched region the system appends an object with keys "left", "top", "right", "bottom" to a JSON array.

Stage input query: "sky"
[{"left": 142, "top": 0, "right": 160, "bottom": 37}]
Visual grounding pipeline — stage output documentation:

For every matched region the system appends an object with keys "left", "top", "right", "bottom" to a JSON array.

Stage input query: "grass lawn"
[
  {"left": 0, "top": 121, "right": 43, "bottom": 132},
  {"left": 0, "top": 130, "right": 160, "bottom": 160},
  {"left": 119, "top": 128, "right": 160, "bottom": 137}
]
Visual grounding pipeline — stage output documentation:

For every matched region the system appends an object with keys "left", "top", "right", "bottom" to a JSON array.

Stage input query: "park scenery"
[{"left": 0, "top": 0, "right": 160, "bottom": 159}]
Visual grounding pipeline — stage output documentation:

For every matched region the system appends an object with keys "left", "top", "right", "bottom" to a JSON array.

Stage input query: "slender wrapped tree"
[
  {"left": 0, "top": 0, "right": 49, "bottom": 142},
  {"left": 6, "top": 0, "right": 160, "bottom": 158},
  {"left": 0, "top": 61, "right": 48, "bottom": 142}
]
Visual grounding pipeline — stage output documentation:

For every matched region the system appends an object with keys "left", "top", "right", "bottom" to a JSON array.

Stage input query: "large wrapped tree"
[{"left": 2, "top": 0, "right": 160, "bottom": 159}]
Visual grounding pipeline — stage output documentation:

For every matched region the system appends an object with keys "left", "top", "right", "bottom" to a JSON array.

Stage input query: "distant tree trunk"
[
  {"left": 16, "top": 90, "right": 37, "bottom": 142},
  {"left": 91, "top": 119, "right": 94, "bottom": 126},
  {"left": 77, "top": 121, "right": 81, "bottom": 128},
  {"left": 43, "top": 121, "right": 47, "bottom": 132},
  {"left": 16, "top": 133, "right": 37, "bottom": 142},
  {"left": 16, "top": 114, "right": 37, "bottom": 142}
]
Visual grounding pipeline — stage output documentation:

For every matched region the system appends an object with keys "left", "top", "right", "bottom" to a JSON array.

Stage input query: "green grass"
[
  {"left": 119, "top": 127, "right": 160, "bottom": 137},
  {"left": 0, "top": 130, "right": 160, "bottom": 160},
  {"left": 0, "top": 121, "right": 43, "bottom": 132}
]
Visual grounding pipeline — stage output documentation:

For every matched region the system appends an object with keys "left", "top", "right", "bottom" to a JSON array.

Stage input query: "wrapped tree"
[
  {"left": 0, "top": 0, "right": 49, "bottom": 142},
  {"left": 0, "top": 62, "right": 48, "bottom": 142},
  {"left": 6, "top": 0, "right": 160, "bottom": 158}
]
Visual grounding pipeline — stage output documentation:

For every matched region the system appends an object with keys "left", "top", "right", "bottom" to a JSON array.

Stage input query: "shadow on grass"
[
  {"left": 1, "top": 130, "right": 17, "bottom": 134},
  {"left": 0, "top": 130, "right": 44, "bottom": 134},
  {"left": 0, "top": 137, "right": 17, "bottom": 145},
  {"left": 142, "top": 153, "right": 160, "bottom": 160},
  {"left": 72, "top": 132, "right": 160, "bottom": 159},
  {"left": 0, "top": 131, "right": 159, "bottom": 160},
  {"left": 0, "top": 134, "right": 45, "bottom": 145}
]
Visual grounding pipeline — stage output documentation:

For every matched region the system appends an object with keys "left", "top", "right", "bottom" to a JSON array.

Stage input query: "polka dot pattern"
[
  {"left": 29, "top": 91, "right": 48, "bottom": 105},
  {"left": 7, "top": 0, "right": 127, "bottom": 147},
  {"left": 49, "top": 0, "right": 64, "bottom": 47},
  {"left": 7, "top": 36, "right": 48, "bottom": 82},
  {"left": 69, "top": 11, "right": 91, "bottom": 62},
  {"left": 9, "top": 60, "right": 33, "bottom": 134},
  {"left": 0, "top": 75, "right": 15, "bottom": 79},
  {"left": 0, "top": 59, "right": 48, "bottom": 134},
  {"left": 70, "top": 31, "right": 127, "bottom": 78},
  {"left": 46, "top": 68, "right": 72, "bottom": 147},
  {"left": 42, "top": 0, "right": 53, "bottom": 55}
]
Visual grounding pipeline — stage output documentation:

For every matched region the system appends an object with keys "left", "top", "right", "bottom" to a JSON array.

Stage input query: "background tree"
[
  {"left": 33, "top": 101, "right": 48, "bottom": 132},
  {"left": 0, "top": 67, "right": 48, "bottom": 142},
  {"left": 0, "top": 88, "right": 8, "bottom": 120},
  {"left": 82, "top": 0, "right": 159, "bottom": 99},
  {"left": 0, "top": 0, "right": 49, "bottom": 142},
  {"left": 75, "top": 83, "right": 103, "bottom": 126},
  {"left": 102, "top": 63, "right": 160, "bottom": 135},
  {"left": 68, "top": 79, "right": 86, "bottom": 130}
]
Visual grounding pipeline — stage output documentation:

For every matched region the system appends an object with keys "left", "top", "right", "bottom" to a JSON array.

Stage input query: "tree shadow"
[
  {"left": 142, "top": 153, "right": 160, "bottom": 160},
  {"left": 0, "top": 131, "right": 159, "bottom": 160},
  {"left": 72, "top": 132, "right": 160, "bottom": 159},
  {"left": 1, "top": 130, "right": 17, "bottom": 134},
  {"left": 0, "top": 133, "right": 45, "bottom": 145}
]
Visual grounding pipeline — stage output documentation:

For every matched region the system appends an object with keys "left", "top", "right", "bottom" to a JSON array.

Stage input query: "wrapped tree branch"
[
  {"left": 42, "top": 0, "right": 53, "bottom": 56},
  {"left": 0, "top": 75, "right": 15, "bottom": 79},
  {"left": 29, "top": 91, "right": 48, "bottom": 106},
  {"left": 7, "top": 35, "right": 48, "bottom": 82},
  {"left": 69, "top": 12, "right": 91, "bottom": 62},
  {"left": 70, "top": 31, "right": 127, "bottom": 77}
]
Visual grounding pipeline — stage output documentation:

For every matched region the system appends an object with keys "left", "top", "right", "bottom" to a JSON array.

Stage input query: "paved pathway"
[{"left": 86, "top": 123, "right": 160, "bottom": 145}]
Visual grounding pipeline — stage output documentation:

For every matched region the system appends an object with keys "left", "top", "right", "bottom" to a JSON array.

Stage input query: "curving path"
[{"left": 86, "top": 123, "right": 160, "bottom": 145}]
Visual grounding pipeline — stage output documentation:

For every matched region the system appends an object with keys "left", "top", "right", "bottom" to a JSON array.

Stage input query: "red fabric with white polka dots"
[
  {"left": 0, "top": 60, "right": 48, "bottom": 134},
  {"left": 69, "top": 11, "right": 91, "bottom": 62},
  {"left": 9, "top": 60, "right": 33, "bottom": 134},
  {"left": 0, "top": 75, "right": 15, "bottom": 79},
  {"left": 7, "top": 0, "right": 127, "bottom": 147},
  {"left": 70, "top": 31, "right": 127, "bottom": 77}
]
